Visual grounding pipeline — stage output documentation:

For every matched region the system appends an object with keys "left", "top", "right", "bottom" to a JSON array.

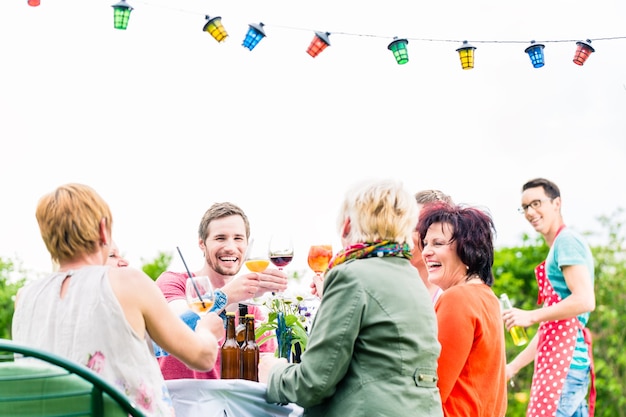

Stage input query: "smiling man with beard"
[{"left": 155, "top": 202, "right": 288, "bottom": 380}]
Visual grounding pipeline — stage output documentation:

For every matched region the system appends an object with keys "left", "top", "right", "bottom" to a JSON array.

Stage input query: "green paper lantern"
[
  {"left": 388, "top": 37, "right": 409, "bottom": 65},
  {"left": 112, "top": 0, "right": 133, "bottom": 30}
]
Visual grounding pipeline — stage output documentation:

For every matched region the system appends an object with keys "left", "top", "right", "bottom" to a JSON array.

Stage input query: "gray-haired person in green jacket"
[{"left": 260, "top": 178, "right": 443, "bottom": 417}]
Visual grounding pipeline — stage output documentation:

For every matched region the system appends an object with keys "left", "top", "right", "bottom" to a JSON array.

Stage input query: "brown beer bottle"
[
  {"left": 235, "top": 303, "right": 248, "bottom": 347},
  {"left": 220, "top": 312, "right": 241, "bottom": 379},
  {"left": 241, "top": 314, "right": 259, "bottom": 382}
]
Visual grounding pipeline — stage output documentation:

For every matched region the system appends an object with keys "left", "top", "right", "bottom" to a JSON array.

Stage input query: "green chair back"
[{"left": 0, "top": 339, "right": 147, "bottom": 417}]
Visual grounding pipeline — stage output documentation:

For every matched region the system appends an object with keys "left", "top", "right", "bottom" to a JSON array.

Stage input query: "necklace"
[{"left": 465, "top": 274, "right": 483, "bottom": 284}]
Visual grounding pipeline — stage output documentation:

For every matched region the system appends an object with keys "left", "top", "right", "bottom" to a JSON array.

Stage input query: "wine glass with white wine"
[
  {"left": 185, "top": 276, "right": 215, "bottom": 316},
  {"left": 242, "top": 237, "right": 270, "bottom": 305}
]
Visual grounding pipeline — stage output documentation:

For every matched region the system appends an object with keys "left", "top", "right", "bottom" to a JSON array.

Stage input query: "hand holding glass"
[{"left": 185, "top": 276, "right": 215, "bottom": 316}]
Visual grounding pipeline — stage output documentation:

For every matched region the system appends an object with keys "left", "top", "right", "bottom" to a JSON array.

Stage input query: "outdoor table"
[{"left": 165, "top": 378, "right": 304, "bottom": 417}]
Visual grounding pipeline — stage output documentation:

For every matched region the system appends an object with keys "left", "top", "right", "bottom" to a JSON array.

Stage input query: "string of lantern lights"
[{"left": 27, "top": 0, "right": 626, "bottom": 69}]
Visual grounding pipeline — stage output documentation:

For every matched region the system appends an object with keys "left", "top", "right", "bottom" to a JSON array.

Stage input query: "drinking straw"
[{"left": 177, "top": 246, "right": 205, "bottom": 308}]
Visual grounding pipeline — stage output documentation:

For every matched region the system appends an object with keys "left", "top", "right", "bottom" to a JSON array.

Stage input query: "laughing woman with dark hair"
[{"left": 417, "top": 202, "right": 507, "bottom": 417}]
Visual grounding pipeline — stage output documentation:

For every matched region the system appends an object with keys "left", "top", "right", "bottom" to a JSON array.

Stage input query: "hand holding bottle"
[{"left": 500, "top": 293, "right": 529, "bottom": 347}]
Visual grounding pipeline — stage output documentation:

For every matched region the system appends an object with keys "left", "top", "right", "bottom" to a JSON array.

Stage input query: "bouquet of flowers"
[{"left": 254, "top": 294, "right": 316, "bottom": 362}]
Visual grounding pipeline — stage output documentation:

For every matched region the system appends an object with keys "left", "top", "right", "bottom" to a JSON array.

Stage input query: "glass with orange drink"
[
  {"left": 307, "top": 244, "right": 333, "bottom": 276},
  {"left": 185, "top": 276, "right": 215, "bottom": 316}
]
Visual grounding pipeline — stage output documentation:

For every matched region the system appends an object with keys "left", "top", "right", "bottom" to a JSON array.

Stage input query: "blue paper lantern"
[
  {"left": 242, "top": 22, "right": 266, "bottom": 51},
  {"left": 524, "top": 40, "right": 545, "bottom": 68}
]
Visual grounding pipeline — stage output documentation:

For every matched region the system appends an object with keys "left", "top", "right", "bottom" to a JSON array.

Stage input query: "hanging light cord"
[{"left": 121, "top": 0, "right": 626, "bottom": 44}]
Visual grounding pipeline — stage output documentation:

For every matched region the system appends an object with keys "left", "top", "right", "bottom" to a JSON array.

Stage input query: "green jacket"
[{"left": 266, "top": 256, "right": 443, "bottom": 417}]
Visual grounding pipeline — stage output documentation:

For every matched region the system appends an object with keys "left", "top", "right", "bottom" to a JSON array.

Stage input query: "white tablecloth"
[{"left": 165, "top": 379, "right": 304, "bottom": 417}]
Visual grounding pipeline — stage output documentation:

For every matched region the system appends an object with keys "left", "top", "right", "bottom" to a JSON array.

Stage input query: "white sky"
[{"left": 1, "top": 0, "right": 625, "bottom": 279}]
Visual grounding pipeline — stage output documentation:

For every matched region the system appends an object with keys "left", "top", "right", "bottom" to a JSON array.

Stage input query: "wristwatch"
[{"left": 209, "top": 289, "right": 229, "bottom": 320}]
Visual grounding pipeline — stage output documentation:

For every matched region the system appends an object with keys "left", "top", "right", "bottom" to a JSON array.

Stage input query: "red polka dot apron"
[{"left": 527, "top": 257, "right": 596, "bottom": 417}]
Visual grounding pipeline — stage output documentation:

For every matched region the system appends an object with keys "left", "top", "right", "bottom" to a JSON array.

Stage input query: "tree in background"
[
  {"left": 141, "top": 251, "right": 173, "bottom": 281},
  {"left": 493, "top": 208, "right": 626, "bottom": 417},
  {"left": 492, "top": 235, "right": 548, "bottom": 417},
  {"left": 0, "top": 258, "right": 27, "bottom": 339},
  {"left": 588, "top": 209, "right": 626, "bottom": 417}
]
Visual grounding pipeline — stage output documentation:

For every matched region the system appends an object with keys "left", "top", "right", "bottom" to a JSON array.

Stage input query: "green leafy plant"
[{"left": 255, "top": 295, "right": 310, "bottom": 359}]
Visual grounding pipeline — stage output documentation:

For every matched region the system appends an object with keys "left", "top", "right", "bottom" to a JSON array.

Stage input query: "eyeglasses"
[{"left": 518, "top": 198, "right": 553, "bottom": 214}]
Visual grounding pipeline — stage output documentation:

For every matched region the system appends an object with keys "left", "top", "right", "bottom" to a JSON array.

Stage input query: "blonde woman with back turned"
[{"left": 12, "top": 183, "right": 224, "bottom": 417}]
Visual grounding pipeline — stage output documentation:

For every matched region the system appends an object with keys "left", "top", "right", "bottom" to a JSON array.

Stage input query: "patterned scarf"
[{"left": 328, "top": 240, "right": 412, "bottom": 270}]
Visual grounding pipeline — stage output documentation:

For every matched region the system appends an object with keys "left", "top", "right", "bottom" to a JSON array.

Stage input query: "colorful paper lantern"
[
  {"left": 306, "top": 32, "right": 331, "bottom": 58},
  {"left": 524, "top": 40, "right": 546, "bottom": 68},
  {"left": 242, "top": 22, "right": 266, "bottom": 51},
  {"left": 111, "top": 0, "right": 133, "bottom": 30},
  {"left": 203, "top": 15, "right": 228, "bottom": 43},
  {"left": 573, "top": 39, "right": 595, "bottom": 66},
  {"left": 387, "top": 37, "right": 409, "bottom": 65},
  {"left": 27, "top": 0, "right": 40, "bottom": 7},
  {"left": 456, "top": 40, "right": 476, "bottom": 70}
]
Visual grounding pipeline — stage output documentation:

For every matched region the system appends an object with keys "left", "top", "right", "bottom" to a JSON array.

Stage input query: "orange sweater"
[{"left": 434, "top": 284, "right": 507, "bottom": 417}]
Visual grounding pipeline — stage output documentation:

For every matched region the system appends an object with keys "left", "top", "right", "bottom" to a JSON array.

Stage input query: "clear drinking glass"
[
  {"left": 268, "top": 234, "right": 294, "bottom": 270},
  {"left": 245, "top": 237, "right": 270, "bottom": 274},
  {"left": 240, "top": 237, "right": 270, "bottom": 305},
  {"left": 268, "top": 233, "right": 294, "bottom": 297},
  {"left": 185, "top": 276, "right": 215, "bottom": 316},
  {"left": 307, "top": 244, "right": 333, "bottom": 277}
]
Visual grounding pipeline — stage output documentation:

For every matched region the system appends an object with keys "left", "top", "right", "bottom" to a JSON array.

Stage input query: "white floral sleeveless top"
[{"left": 12, "top": 265, "right": 175, "bottom": 417}]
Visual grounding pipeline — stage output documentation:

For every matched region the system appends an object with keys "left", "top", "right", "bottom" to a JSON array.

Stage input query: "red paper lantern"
[
  {"left": 573, "top": 39, "right": 595, "bottom": 66},
  {"left": 306, "top": 32, "right": 331, "bottom": 58}
]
